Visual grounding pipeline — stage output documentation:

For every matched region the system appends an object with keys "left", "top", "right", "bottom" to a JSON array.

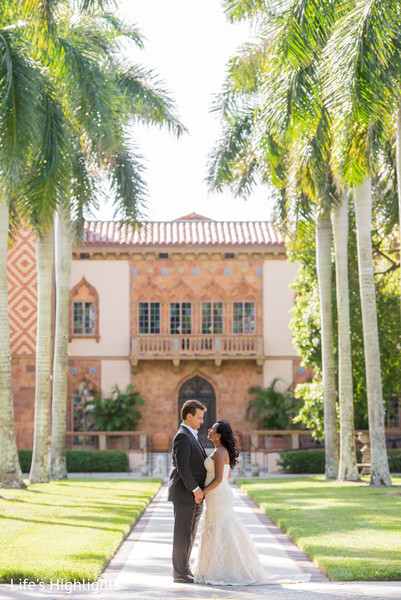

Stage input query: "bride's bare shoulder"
[{"left": 214, "top": 446, "right": 229, "bottom": 463}]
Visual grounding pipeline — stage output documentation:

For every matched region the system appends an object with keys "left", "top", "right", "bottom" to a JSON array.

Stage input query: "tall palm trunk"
[
  {"left": 354, "top": 180, "right": 391, "bottom": 486},
  {"left": 50, "top": 212, "right": 71, "bottom": 480},
  {"left": 29, "top": 228, "right": 54, "bottom": 484},
  {"left": 395, "top": 102, "right": 401, "bottom": 321},
  {"left": 332, "top": 196, "right": 359, "bottom": 481},
  {"left": 0, "top": 202, "right": 25, "bottom": 488},
  {"left": 316, "top": 211, "right": 338, "bottom": 479}
]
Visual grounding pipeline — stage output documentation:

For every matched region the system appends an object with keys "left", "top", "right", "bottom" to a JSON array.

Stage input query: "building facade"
[{"left": 8, "top": 213, "right": 303, "bottom": 450}]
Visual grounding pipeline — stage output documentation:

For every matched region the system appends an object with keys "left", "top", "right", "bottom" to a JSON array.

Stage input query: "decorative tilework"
[
  {"left": 7, "top": 227, "right": 37, "bottom": 354},
  {"left": 224, "top": 269, "right": 232, "bottom": 276}
]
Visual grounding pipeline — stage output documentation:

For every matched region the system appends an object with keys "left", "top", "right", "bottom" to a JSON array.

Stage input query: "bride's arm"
[{"left": 202, "top": 448, "right": 227, "bottom": 494}]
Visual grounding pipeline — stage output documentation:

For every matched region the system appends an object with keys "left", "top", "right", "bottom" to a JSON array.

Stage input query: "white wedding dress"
[{"left": 193, "top": 456, "right": 311, "bottom": 586}]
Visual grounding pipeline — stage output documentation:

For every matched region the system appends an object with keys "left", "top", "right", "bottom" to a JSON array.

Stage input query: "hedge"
[
  {"left": 278, "top": 449, "right": 401, "bottom": 474},
  {"left": 18, "top": 450, "right": 129, "bottom": 473}
]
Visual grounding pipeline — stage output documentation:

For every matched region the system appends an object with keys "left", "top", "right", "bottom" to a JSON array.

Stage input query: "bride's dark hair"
[{"left": 216, "top": 420, "right": 239, "bottom": 468}]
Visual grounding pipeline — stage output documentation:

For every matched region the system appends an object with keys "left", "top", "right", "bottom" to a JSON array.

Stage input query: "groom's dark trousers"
[{"left": 168, "top": 426, "right": 206, "bottom": 579}]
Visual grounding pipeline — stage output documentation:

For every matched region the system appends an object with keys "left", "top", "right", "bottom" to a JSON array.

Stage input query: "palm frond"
[
  {"left": 101, "top": 13, "right": 144, "bottom": 49},
  {"left": 223, "top": 0, "right": 282, "bottom": 23},
  {"left": 107, "top": 139, "right": 147, "bottom": 225},
  {"left": 207, "top": 104, "right": 257, "bottom": 195},
  {"left": 0, "top": 31, "right": 41, "bottom": 199},
  {"left": 115, "top": 64, "right": 186, "bottom": 137},
  {"left": 18, "top": 80, "right": 71, "bottom": 231}
]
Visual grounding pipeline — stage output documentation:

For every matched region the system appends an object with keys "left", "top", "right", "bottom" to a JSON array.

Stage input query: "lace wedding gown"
[{"left": 193, "top": 456, "right": 310, "bottom": 586}]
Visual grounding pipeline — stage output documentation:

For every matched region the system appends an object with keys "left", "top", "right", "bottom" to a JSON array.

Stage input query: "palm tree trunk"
[
  {"left": 354, "top": 180, "right": 391, "bottom": 486},
  {"left": 50, "top": 212, "right": 71, "bottom": 480},
  {"left": 316, "top": 211, "right": 338, "bottom": 479},
  {"left": 0, "top": 201, "right": 25, "bottom": 488},
  {"left": 29, "top": 227, "right": 54, "bottom": 484},
  {"left": 395, "top": 102, "right": 401, "bottom": 321},
  {"left": 332, "top": 196, "right": 359, "bottom": 481}
]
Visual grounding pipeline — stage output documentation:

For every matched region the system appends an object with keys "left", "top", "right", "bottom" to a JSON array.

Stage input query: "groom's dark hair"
[{"left": 181, "top": 399, "right": 207, "bottom": 421}]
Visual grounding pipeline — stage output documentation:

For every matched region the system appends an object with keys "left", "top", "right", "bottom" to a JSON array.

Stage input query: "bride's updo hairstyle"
[{"left": 216, "top": 420, "right": 239, "bottom": 468}]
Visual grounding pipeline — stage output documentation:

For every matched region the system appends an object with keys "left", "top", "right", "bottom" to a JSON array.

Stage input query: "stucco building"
[{"left": 8, "top": 213, "right": 304, "bottom": 451}]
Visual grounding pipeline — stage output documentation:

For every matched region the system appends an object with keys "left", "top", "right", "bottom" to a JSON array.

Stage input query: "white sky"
[{"left": 95, "top": 0, "right": 273, "bottom": 223}]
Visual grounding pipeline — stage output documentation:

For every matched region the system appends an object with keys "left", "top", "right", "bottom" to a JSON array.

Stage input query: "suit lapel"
[
  {"left": 181, "top": 426, "right": 207, "bottom": 459},
  {"left": 196, "top": 437, "right": 207, "bottom": 459}
]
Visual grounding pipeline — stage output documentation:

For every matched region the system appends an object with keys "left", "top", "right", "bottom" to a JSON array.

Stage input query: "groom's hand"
[{"left": 194, "top": 488, "right": 203, "bottom": 504}]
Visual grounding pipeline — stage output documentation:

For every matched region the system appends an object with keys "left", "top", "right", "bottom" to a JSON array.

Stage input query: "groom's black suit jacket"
[{"left": 168, "top": 426, "right": 207, "bottom": 503}]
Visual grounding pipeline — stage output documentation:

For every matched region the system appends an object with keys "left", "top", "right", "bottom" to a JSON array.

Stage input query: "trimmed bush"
[
  {"left": 278, "top": 449, "right": 401, "bottom": 474},
  {"left": 388, "top": 450, "right": 401, "bottom": 472},
  {"left": 278, "top": 449, "right": 363, "bottom": 474},
  {"left": 278, "top": 450, "right": 326, "bottom": 473},
  {"left": 66, "top": 450, "right": 129, "bottom": 472},
  {"left": 18, "top": 450, "right": 129, "bottom": 473},
  {"left": 18, "top": 449, "right": 33, "bottom": 473}
]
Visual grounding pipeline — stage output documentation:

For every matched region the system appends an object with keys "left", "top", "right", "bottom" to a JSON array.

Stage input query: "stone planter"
[{"left": 152, "top": 431, "right": 170, "bottom": 452}]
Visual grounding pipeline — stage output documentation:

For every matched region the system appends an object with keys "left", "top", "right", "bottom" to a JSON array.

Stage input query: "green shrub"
[
  {"left": 278, "top": 450, "right": 326, "bottom": 473},
  {"left": 66, "top": 450, "right": 129, "bottom": 472},
  {"left": 278, "top": 450, "right": 363, "bottom": 474},
  {"left": 18, "top": 450, "right": 129, "bottom": 473},
  {"left": 85, "top": 384, "right": 144, "bottom": 431},
  {"left": 388, "top": 450, "right": 401, "bottom": 472},
  {"left": 18, "top": 450, "right": 33, "bottom": 473}
]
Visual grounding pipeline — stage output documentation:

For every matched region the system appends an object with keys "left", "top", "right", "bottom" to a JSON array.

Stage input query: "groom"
[{"left": 168, "top": 399, "right": 207, "bottom": 583}]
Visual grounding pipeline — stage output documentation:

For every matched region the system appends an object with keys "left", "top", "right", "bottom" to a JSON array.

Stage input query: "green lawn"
[
  {"left": 0, "top": 479, "right": 161, "bottom": 583},
  {"left": 237, "top": 476, "right": 401, "bottom": 581}
]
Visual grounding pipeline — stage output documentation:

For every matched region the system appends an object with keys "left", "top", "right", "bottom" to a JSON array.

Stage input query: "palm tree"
[
  {"left": 323, "top": 2, "right": 392, "bottom": 486},
  {"left": 332, "top": 194, "right": 360, "bottom": 481},
  {"left": 36, "top": 8, "right": 185, "bottom": 480},
  {"left": 49, "top": 211, "right": 71, "bottom": 480},
  {"left": 0, "top": 203, "right": 25, "bottom": 488},
  {"left": 0, "top": 1, "right": 185, "bottom": 484},
  {"left": 210, "top": 0, "right": 343, "bottom": 478},
  {"left": 246, "top": 378, "right": 299, "bottom": 430},
  {"left": 0, "top": 1, "right": 63, "bottom": 488}
]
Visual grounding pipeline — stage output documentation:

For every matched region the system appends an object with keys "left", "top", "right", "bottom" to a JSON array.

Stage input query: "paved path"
[{"left": 1, "top": 482, "right": 401, "bottom": 600}]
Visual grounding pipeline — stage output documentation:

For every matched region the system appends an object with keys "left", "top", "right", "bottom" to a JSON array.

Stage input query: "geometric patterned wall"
[{"left": 7, "top": 228, "right": 37, "bottom": 354}]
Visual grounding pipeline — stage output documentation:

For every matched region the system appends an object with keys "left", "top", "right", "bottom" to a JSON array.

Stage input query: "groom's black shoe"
[{"left": 173, "top": 575, "right": 194, "bottom": 584}]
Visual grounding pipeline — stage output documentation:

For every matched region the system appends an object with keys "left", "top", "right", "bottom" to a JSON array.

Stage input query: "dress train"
[{"left": 193, "top": 456, "right": 311, "bottom": 586}]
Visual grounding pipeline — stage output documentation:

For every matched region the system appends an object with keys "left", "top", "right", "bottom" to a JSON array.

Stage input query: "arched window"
[
  {"left": 69, "top": 277, "right": 100, "bottom": 342},
  {"left": 178, "top": 376, "right": 216, "bottom": 448}
]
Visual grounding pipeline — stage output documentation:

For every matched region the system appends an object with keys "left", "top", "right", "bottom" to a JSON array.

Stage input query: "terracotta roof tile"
[{"left": 82, "top": 217, "right": 284, "bottom": 247}]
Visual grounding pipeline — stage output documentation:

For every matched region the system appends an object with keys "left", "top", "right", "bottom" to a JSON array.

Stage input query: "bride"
[{"left": 193, "top": 420, "right": 310, "bottom": 586}]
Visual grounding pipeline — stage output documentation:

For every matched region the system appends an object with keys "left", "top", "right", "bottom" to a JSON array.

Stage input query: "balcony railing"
[{"left": 131, "top": 334, "right": 263, "bottom": 357}]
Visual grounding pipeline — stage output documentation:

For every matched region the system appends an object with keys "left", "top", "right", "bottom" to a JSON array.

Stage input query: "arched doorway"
[{"left": 178, "top": 376, "right": 216, "bottom": 448}]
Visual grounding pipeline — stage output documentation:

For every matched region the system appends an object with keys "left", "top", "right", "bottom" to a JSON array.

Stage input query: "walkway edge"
[
  {"left": 101, "top": 481, "right": 167, "bottom": 585},
  {"left": 233, "top": 482, "right": 330, "bottom": 583}
]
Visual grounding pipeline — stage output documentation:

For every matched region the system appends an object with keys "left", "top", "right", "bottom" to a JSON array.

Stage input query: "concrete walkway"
[{"left": 1, "top": 482, "right": 401, "bottom": 600}]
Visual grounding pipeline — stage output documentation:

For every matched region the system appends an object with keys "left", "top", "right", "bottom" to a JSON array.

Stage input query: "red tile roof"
[{"left": 82, "top": 217, "right": 284, "bottom": 247}]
